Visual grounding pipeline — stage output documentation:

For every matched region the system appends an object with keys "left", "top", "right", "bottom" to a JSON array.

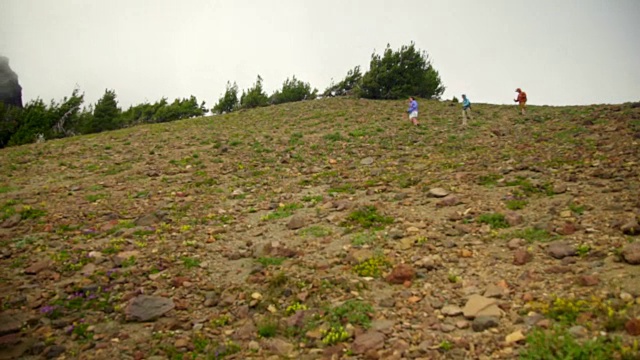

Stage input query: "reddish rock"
[
  {"left": 385, "top": 264, "right": 416, "bottom": 284},
  {"left": 505, "top": 212, "right": 524, "bottom": 227},
  {"left": 172, "top": 276, "right": 190, "bottom": 287},
  {"left": 436, "top": 195, "right": 461, "bottom": 207},
  {"left": 556, "top": 222, "right": 577, "bottom": 235},
  {"left": 545, "top": 265, "right": 572, "bottom": 274},
  {"left": 24, "top": 261, "right": 50, "bottom": 275},
  {"left": 513, "top": 249, "right": 533, "bottom": 265},
  {"left": 625, "top": 318, "right": 640, "bottom": 336},
  {"left": 621, "top": 242, "right": 640, "bottom": 265},
  {"left": 578, "top": 275, "right": 599, "bottom": 287},
  {"left": 352, "top": 331, "right": 385, "bottom": 354},
  {"left": 546, "top": 241, "right": 576, "bottom": 259}
]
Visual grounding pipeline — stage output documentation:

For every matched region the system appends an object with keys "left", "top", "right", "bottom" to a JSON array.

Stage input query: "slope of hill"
[{"left": 1, "top": 98, "right": 639, "bottom": 359}]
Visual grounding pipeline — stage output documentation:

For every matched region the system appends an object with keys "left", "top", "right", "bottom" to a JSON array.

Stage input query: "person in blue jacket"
[
  {"left": 461, "top": 94, "right": 472, "bottom": 126},
  {"left": 407, "top": 96, "right": 419, "bottom": 126}
]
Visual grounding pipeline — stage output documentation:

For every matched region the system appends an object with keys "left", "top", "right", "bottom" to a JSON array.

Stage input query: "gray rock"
[
  {"left": 483, "top": 284, "right": 506, "bottom": 299},
  {"left": 286, "top": 215, "right": 306, "bottom": 230},
  {"left": 546, "top": 241, "right": 576, "bottom": 259},
  {"left": 621, "top": 242, "right": 640, "bottom": 265},
  {"left": 441, "top": 305, "right": 463, "bottom": 316},
  {"left": 428, "top": 187, "right": 449, "bottom": 198},
  {"left": 360, "top": 157, "right": 375, "bottom": 165},
  {"left": 472, "top": 316, "right": 499, "bottom": 332},
  {"left": 135, "top": 213, "right": 160, "bottom": 226},
  {"left": 125, "top": 295, "right": 175, "bottom": 322},
  {"left": 621, "top": 220, "right": 640, "bottom": 236}
]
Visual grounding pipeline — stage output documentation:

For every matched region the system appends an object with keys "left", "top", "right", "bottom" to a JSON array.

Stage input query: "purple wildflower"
[{"left": 40, "top": 305, "right": 56, "bottom": 314}]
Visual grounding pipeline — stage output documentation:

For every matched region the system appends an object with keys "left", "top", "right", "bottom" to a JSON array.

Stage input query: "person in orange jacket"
[{"left": 514, "top": 88, "right": 527, "bottom": 115}]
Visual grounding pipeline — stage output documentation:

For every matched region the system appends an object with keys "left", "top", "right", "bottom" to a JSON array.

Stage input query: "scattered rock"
[
  {"left": 578, "top": 274, "right": 600, "bottom": 286},
  {"left": 286, "top": 215, "right": 306, "bottom": 230},
  {"left": 352, "top": 331, "right": 385, "bottom": 354},
  {"left": 621, "top": 242, "right": 640, "bottom": 265},
  {"left": 463, "top": 295, "right": 502, "bottom": 319},
  {"left": 385, "top": 264, "right": 416, "bottom": 284},
  {"left": 113, "top": 250, "right": 141, "bottom": 266},
  {"left": 621, "top": 220, "right": 640, "bottom": 236},
  {"left": 125, "top": 295, "right": 175, "bottom": 322},
  {"left": 0, "top": 313, "right": 25, "bottom": 336},
  {"left": 263, "top": 338, "right": 295, "bottom": 357},
  {"left": 0, "top": 214, "right": 21, "bottom": 228},
  {"left": 428, "top": 188, "right": 449, "bottom": 198},
  {"left": 472, "top": 316, "right": 499, "bottom": 332},
  {"left": 135, "top": 212, "right": 160, "bottom": 226},
  {"left": 507, "top": 238, "right": 526, "bottom": 250},
  {"left": 546, "top": 241, "right": 576, "bottom": 259},
  {"left": 43, "top": 345, "right": 66, "bottom": 359},
  {"left": 360, "top": 157, "right": 375, "bottom": 165},
  {"left": 484, "top": 284, "right": 506, "bottom": 299},
  {"left": 505, "top": 330, "right": 526, "bottom": 344},
  {"left": 513, "top": 249, "right": 533, "bottom": 265},
  {"left": 505, "top": 212, "right": 524, "bottom": 226},
  {"left": 24, "top": 261, "right": 50, "bottom": 275},
  {"left": 625, "top": 318, "right": 640, "bottom": 336},
  {"left": 436, "top": 195, "right": 461, "bottom": 207},
  {"left": 441, "top": 305, "right": 463, "bottom": 316}
]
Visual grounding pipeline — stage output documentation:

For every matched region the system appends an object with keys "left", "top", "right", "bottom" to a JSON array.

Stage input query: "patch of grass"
[
  {"left": 300, "top": 225, "right": 332, "bottom": 237},
  {"left": 505, "top": 227, "right": 556, "bottom": 243},
  {"left": 327, "top": 183, "right": 356, "bottom": 194},
  {"left": 323, "top": 132, "right": 346, "bottom": 142},
  {"left": 343, "top": 206, "right": 394, "bottom": 230},
  {"left": 506, "top": 177, "right": 554, "bottom": 196},
  {"left": 268, "top": 271, "right": 288, "bottom": 289},
  {"left": 569, "top": 202, "right": 586, "bottom": 215},
  {"left": 257, "top": 320, "right": 278, "bottom": 338},
  {"left": 256, "top": 257, "right": 285, "bottom": 267},
  {"left": 181, "top": 256, "right": 201, "bottom": 269},
  {"left": 301, "top": 195, "right": 323, "bottom": 204},
  {"left": 327, "top": 300, "right": 374, "bottom": 329},
  {"left": 477, "top": 173, "right": 502, "bottom": 187},
  {"left": 351, "top": 232, "right": 376, "bottom": 246},
  {"left": 18, "top": 205, "right": 47, "bottom": 220},
  {"left": 261, "top": 203, "right": 303, "bottom": 221},
  {"left": 520, "top": 327, "right": 637, "bottom": 360},
  {"left": 0, "top": 185, "right": 16, "bottom": 194},
  {"left": 477, "top": 213, "right": 510, "bottom": 229},
  {"left": 352, "top": 256, "right": 389, "bottom": 278},
  {"left": 85, "top": 193, "right": 108, "bottom": 203},
  {"left": 285, "top": 302, "right": 308, "bottom": 315},
  {"left": 505, "top": 199, "right": 528, "bottom": 210},
  {"left": 576, "top": 244, "right": 591, "bottom": 257}
]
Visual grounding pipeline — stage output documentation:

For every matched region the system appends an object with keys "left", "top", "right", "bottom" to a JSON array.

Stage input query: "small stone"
[
  {"left": 352, "top": 331, "right": 385, "bottom": 354},
  {"left": 385, "top": 264, "right": 416, "bottom": 284},
  {"left": 621, "top": 242, "right": 640, "bottom": 265},
  {"left": 455, "top": 320, "right": 470, "bottom": 329},
  {"left": 436, "top": 195, "right": 461, "bottom": 207},
  {"left": 428, "top": 188, "right": 449, "bottom": 198},
  {"left": 360, "top": 157, "right": 375, "bottom": 165},
  {"left": 251, "top": 292, "right": 263, "bottom": 300},
  {"left": 113, "top": 250, "right": 140, "bottom": 266},
  {"left": 484, "top": 284, "right": 506, "bottom": 299},
  {"left": 621, "top": 220, "right": 640, "bottom": 236},
  {"left": 24, "top": 261, "right": 50, "bottom": 275},
  {"left": 471, "top": 316, "right": 499, "bottom": 332},
  {"left": 505, "top": 330, "right": 526, "bottom": 344},
  {"left": 505, "top": 212, "right": 524, "bottom": 226},
  {"left": 286, "top": 215, "right": 306, "bottom": 230},
  {"left": 507, "top": 238, "right": 526, "bottom": 250},
  {"left": 0, "top": 213, "right": 21, "bottom": 228},
  {"left": 174, "top": 338, "right": 189, "bottom": 348},
  {"left": 513, "top": 249, "right": 533, "bottom": 265},
  {"left": 578, "top": 275, "right": 599, "bottom": 287},
  {"left": 463, "top": 294, "right": 498, "bottom": 319},
  {"left": 568, "top": 325, "right": 588, "bottom": 338},
  {"left": 625, "top": 318, "right": 640, "bottom": 336},
  {"left": 125, "top": 295, "right": 175, "bottom": 322},
  {"left": 441, "top": 305, "right": 463, "bottom": 316},
  {"left": 135, "top": 213, "right": 160, "bottom": 226},
  {"left": 264, "top": 338, "right": 295, "bottom": 357},
  {"left": 546, "top": 241, "right": 576, "bottom": 259},
  {"left": 81, "top": 263, "right": 96, "bottom": 276},
  {"left": 553, "top": 184, "right": 568, "bottom": 194},
  {"left": 0, "top": 313, "right": 26, "bottom": 335}
]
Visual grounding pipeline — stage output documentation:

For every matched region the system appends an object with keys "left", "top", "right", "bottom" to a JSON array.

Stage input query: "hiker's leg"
[
  {"left": 467, "top": 108, "right": 473, "bottom": 120},
  {"left": 461, "top": 110, "right": 468, "bottom": 125}
]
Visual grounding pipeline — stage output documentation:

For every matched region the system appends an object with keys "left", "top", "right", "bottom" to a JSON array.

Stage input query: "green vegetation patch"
[
  {"left": 343, "top": 206, "right": 394, "bottom": 230},
  {"left": 477, "top": 213, "right": 510, "bottom": 229}
]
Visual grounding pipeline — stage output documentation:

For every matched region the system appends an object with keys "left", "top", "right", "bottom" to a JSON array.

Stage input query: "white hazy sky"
[{"left": 1, "top": 0, "right": 639, "bottom": 108}]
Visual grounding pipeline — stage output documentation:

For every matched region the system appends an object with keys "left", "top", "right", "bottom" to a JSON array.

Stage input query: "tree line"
[{"left": 0, "top": 43, "right": 444, "bottom": 148}]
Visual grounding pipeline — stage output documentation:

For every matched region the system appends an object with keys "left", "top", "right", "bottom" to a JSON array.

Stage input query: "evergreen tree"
[
  {"left": 240, "top": 75, "right": 269, "bottom": 109},
  {"left": 212, "top": 81, "right": 239, "bottom": 114},
  {"left": 323, "top": 66, "right": 362, "bottom": 97},
  {"left": 90, "top": 89, "right": 121, "bottom": 133},
  {"left": 271, "top": 76, "right": 317, "bottom": 104},
  {"left": 360, "top": 43, "right": 445, "bottom": 100}
]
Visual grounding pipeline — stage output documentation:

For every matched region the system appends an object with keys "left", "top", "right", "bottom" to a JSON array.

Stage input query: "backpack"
[{"left": 521, "top": 92, "right": 527, "bottom": 102}]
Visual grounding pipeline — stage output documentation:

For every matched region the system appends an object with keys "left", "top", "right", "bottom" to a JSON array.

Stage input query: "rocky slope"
[{"left": 1, "top": 98, "right": 639, "bottom": 359}]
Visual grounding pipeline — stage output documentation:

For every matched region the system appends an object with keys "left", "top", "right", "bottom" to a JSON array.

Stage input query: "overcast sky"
[{"left": 1, "top": 0, "right": 639, "bottom": 108}]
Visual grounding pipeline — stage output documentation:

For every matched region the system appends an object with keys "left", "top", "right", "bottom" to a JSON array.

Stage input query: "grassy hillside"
[{"left": 1, "top": 98, "right": 639, "bottom": 359}]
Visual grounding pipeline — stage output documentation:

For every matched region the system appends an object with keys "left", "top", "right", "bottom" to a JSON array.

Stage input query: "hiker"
[
  {"left": 514, "top": 88, "right": 527, "bottom": 115},
  {"left": 407, "top": 96, "right": 419, "bottom": 126},
  {"left": 461, "top": 94, "right": 472, "bottom": 125}
]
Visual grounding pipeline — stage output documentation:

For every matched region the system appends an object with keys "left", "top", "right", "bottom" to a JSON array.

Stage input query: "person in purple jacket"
[{"left": 407, "top": 96, "right": 419, "bottom": 126}]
